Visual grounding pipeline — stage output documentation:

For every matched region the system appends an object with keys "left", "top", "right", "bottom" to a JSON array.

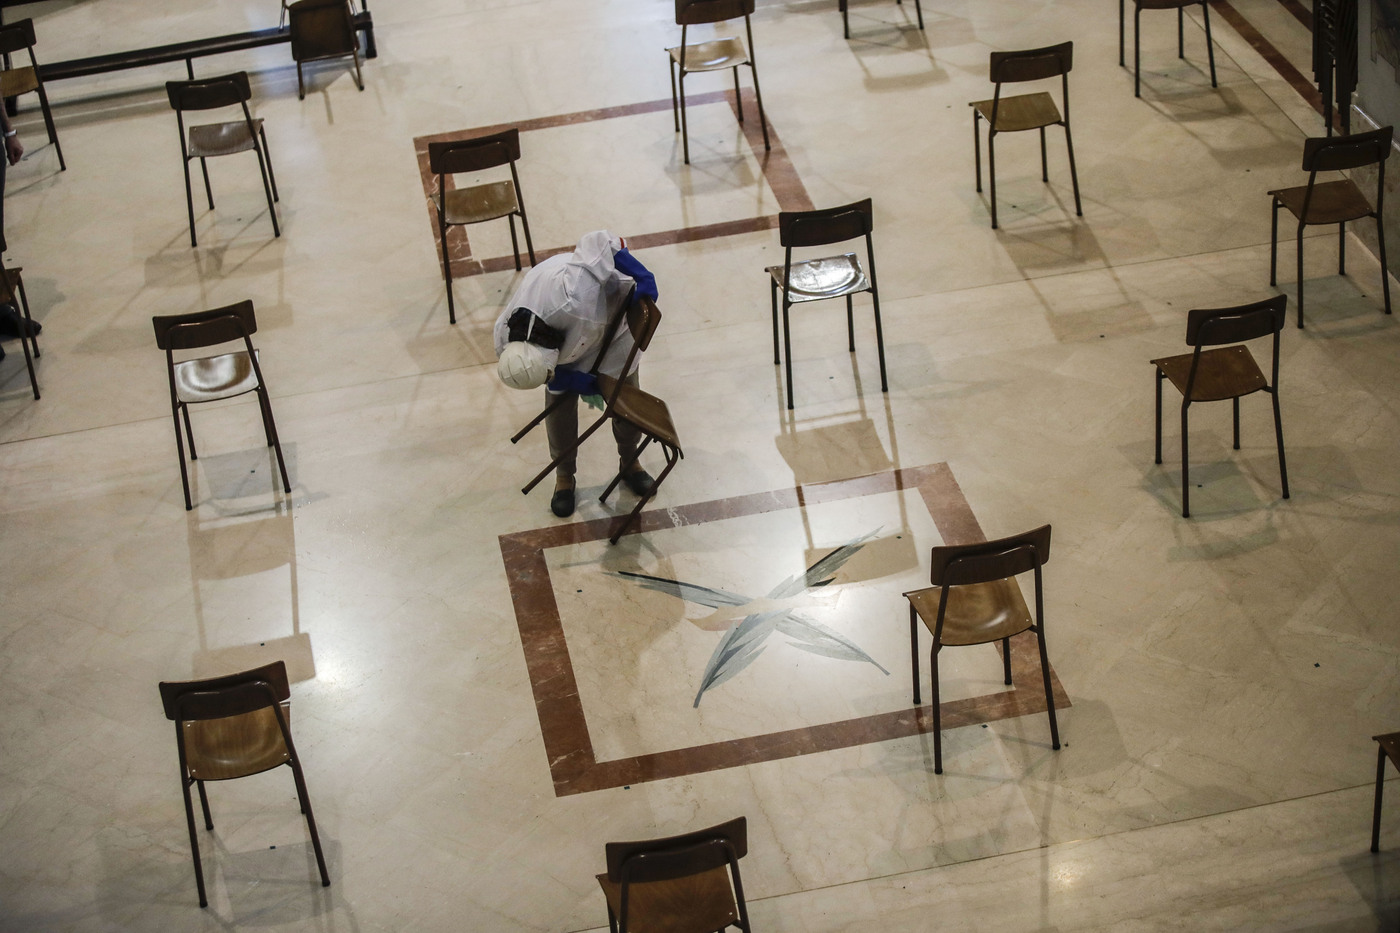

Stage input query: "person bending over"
[{"left": 494, "top": 230, "right": 659, "bottom": 517}]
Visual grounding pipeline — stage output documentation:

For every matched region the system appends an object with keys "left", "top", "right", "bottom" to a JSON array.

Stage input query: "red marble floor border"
[
  {"left": 412, "top": 88, "right": 811, "bottom": 281},
  {"left": 499, "top": 463, "right": 1071, "bottom": 797}
]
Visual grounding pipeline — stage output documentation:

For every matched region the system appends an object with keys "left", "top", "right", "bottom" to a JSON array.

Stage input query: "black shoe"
[
  {"left": 623, "top": 469, "right": 655, "bottom": 498},
  {"left": 0, "top": 303, "right": 38, "bottom": 338},
  {"left": 551, "top": 480, "right": 576, "bottom": 517}
]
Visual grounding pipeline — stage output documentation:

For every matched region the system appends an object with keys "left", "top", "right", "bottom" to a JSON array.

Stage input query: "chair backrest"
[
  {"left": 1301, "top": 125, "right": 1393, "bottom": 173},
  {"left": 166, "top": 72, "right": 253, "bottom": 112},
  {"left": 928, "top": 524, "right": 1051, "bottom": 588},
  {"left": 604, "top": 816, "right": 747, "bottom": 884},
  {"left": 625, "top": 295, "right": 662, "bottom": 353},
  {"left": 0, "top": 18, "right": 38, "bottom": 57},
  {"left": 675, "top": 0, "right": 754, "bottom": 26},
  {"left": 428, "top": 128, "right": 522, "bottom": 176},
  {"left": 159, "top": 660, "right": 291, "bottom": 722},
  {"left": 1185, "top": 295, "right": 1286, "bottom": 348},
  {"left": 778, "top": 198, "right": 874, "bottom": 249},
  {"left": 990, "top": 41, "right": 1073, "bottom": 85},
  {"left": 153, "top": 300, "right": 259, "bottom": 351},
  {"left": 289, "top": 0, "right": 355, "bottom": 58}
]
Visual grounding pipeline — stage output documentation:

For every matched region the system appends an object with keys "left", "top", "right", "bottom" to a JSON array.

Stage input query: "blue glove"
[
  {"left": 547, "top": 368, "right": 599, "bottom": 396},
  {"left": 614, "top": 248, "right": 659, "bottom": 303}
]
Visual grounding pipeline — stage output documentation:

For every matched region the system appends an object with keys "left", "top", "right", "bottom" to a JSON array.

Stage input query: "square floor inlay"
[{"left": 499, "top": 463, "right": 1070, "bottom": 796}]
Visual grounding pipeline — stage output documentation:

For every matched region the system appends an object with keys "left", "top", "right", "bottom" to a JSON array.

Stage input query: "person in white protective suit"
[{"left": 494, "top": 230, "right": 660, "bottom": 517}]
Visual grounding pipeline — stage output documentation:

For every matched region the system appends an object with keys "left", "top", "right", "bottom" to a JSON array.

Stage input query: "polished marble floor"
[{"left": 1, "top": 0, "right": 1398, "bottom": 929}]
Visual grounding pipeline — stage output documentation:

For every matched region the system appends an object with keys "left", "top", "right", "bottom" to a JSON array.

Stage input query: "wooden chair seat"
[
  {"left": 0, "top": 65, "right": 38, "bottom": 97},
  {"left": 667, "top": 36, "right": 749, "bottom": 71},
  {"left": 172, "top": 348, "right": 260, "bottom": 404},
  {"left": 1151, "top": 345, "right": 1267, "bottom": 402},
  {"left": 438, "top": 179, "right": 520, "bottom": 226},
  {"left": 188, "top": 118, "right": 263, "bottom": 158},
  {"left": 598, "top": 375, "right": 683, "bottom": 451},
  {"left": 1268, "top": 178, "right": 1376, "bottom": 227},
  {"left": 184, "top": 705, "right": 293, "bottom": 781},
  {"left": 596, "top": 816, "right": 750, "bottom": 933},
  {"left": 971, "top": 91, "right": 1061, "bottom": 133},
  {"left": 905, "top": 577, "right": 1032, "bottom": 647}
]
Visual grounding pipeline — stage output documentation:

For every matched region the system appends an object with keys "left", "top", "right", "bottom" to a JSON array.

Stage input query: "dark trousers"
[{"left": 545, "top": 371, "right": 642, "bottom": 477}]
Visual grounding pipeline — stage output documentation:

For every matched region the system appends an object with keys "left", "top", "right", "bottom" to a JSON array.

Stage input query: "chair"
[
  {"left": 158, "top": 660, "right": 330, "bottom": 908},
  {"left": 668, "top": 0, "right": 770, "bottom": 165},
  {"left": 516, "top": 297, "right": 683, "bottom": 544},
  {"left": 970, "top": 41, "right": 1081, "bottom": 230},
  {"left": 428, "top": 129, "right": 536, "bottom": 324},
  {"left": 152, "top": 300, "right": 291, "bottom": 512},
  {"left": 0, "top": 263, "right": 39, "bottom": 400},
  {"left": 1373, "top": 731, "right": 1400, "bottom": 853},
  {"left": 839, "top": 0, "right": 924, "bottom": 39},
  {"left": 904, "top": 524, "right": 1059, "bottom": 775},
  {"left": 288, "top": 0, "right": 365, "bottom": 100},
  {"left": 1268, "top": 126, "right": 1392, "bottom": 329},
  {"left": 596, "top": 816, "right": 751, "bottom": 933},
  {"left": 1151, "top": 295, "right": 1288, "bottom": 518},
  {"left": 165, "top": 72, "right": 279, "bottom": 249},
  {"left": 765, "top": 198, "right": 887, "bottom": 411},
  {"left": 0, "top": 19, "right": 64, "bottom": 171},
  {"left": 1119, "top": 0, "right": 1217, "bottom": 98}
]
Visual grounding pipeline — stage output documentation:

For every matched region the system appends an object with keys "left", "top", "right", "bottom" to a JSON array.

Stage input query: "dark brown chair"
[
  {"left": 152, "top": 301, "right": 291, "bottom": 511},
  {"left": 1373, "top": 731, "right": 1400, "bottom": 853},
  {"left": 1119, "top": 0, "right": 1217, "bottom": 98},
  {"left": 904, "top": 525, "right": 1059, "bottom": 775},
  {"left": 428, "top": 129, "right": 536, "bottom": 324},
  {"left": 1268, "top": 126, "right": 1392, "bottom": 329},
  {"left": 166, "top": 72, "right": 279, "bottom": 249},
  {"left": 158, "top": 660, "right": 329, "bottom": 908},
  {"left": 765, "top": 198, "right": 887, "bottom": 410},
  {"left": 596, "top": 816, "right": 751, "bottom": 933},
  {"left": 970, "top": 41, "right": 1081, "bottom": 229},
  {"left": 0, "top": 263, "right": 39, "bottom": 400},
  {"left": 517, "top": 297, "right": 682, "bottom": 544},
  {"left": 288, "top": 0, "right": 364, "bottom": 100},
  {"left": 839, "top": 0, "right": 923, "bottom": 39},
  {"left": 1151, "top": 295, "right": 1288, "bottom": 518},
  {"left": 0, "top": 19, "right": 64, "bottom": 171},
  {"left": 668, "top": 0, "right": 770, "bottom": 165}
]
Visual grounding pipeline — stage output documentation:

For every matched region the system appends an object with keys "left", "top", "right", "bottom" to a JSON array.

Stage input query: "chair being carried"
[
  {"left": 1151, "top": 295, "right": 1288, "bottom": 518},
  {"left": 165, "top": 72, "right": 279, "bottom": 248},
  {"left": 668, "top": 0, "right": 770, "bottom": 165},
  {"left": 515, "top": 297, "right": 682, "bottom": 544},
  {"left": 1268, "top": 126, "right": 1392, "bottom": 328},
  {"left": 595, "top": 816, "right": 751, "bottom": 933},
  {"left": 152, "top": 300, "right": 291, "bottom": 511},
  {"left": 158, "top": 660, "right": 330, "bottom": 907},
  {"left": 970, "top": 41, "right": 1081, "bottom": 229}
]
